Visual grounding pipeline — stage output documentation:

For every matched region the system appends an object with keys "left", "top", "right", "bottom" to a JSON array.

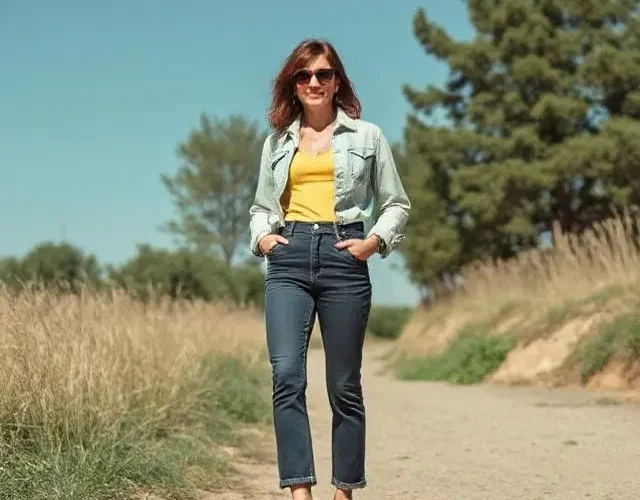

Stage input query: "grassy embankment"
[
  {"left": 0, "top": 286, "right": 272, "bottom": 500},
  {"left": 391, "top": 213, "right": 640, "bottom": 393}
]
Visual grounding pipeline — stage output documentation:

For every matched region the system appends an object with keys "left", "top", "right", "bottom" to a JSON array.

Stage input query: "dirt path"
[{"left": 214, "top": 342, "right": 640, "bottom": 500}]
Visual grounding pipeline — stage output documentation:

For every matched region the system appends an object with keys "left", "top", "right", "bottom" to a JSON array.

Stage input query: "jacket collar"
[{"left": 285, "top": 106, "right": 357, "bottom": 140}]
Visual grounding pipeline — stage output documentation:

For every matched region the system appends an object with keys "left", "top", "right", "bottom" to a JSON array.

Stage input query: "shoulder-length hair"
[{"left": 268, "top": 38, "right": 361, "bottom": 133}]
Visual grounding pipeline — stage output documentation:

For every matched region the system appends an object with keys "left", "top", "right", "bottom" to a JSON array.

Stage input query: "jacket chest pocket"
[
  {"left": 347, "top": 147, "right": 375, "bottom": 187},
  {"left": 271, "top": 150, "right": 288, "bottom": 170},
  {"left": 270, "top": 149, "right": 291, "bottom": 194}
]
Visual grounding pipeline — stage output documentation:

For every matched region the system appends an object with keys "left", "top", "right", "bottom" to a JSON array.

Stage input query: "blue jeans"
[{"left": 264, "top": 221, "right": 372, "bottom": 490}]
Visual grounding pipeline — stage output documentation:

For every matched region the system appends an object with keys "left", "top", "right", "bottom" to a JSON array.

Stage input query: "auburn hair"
[{"left": 268, "top": 38, "right": 361, "bottom": 133}]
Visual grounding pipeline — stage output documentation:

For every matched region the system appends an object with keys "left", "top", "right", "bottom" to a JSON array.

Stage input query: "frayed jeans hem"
[
  {"left": 331, "top": 477, "right": 367, "bottom": 489},
  {"left": 279, "top": 476, "right": 317, "bottom": 489}
]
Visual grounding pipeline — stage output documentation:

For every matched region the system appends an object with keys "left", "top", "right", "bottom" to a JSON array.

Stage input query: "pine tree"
[{"left": 401, "top": 0, "right": 640, "bottom": 291}]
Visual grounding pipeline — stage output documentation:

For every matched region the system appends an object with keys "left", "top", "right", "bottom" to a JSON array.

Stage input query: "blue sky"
[{"left": 0, "top": 1, "right": 473, "bottom": 305}]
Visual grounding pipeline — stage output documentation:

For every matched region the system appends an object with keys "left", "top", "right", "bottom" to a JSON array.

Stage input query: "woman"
[{"left": 249, "top": 38, "right": 410, "bottom": 500}]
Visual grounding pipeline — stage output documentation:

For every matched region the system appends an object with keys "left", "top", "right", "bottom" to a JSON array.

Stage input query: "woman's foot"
[
  {"left": 291, "top": 484, "right": 313, "bottom": 500},
  {"left": 333, "top": 488, "right": 352, "bottom": 500}
]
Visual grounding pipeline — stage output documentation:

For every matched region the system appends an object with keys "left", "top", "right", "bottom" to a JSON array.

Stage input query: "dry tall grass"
[
  {"left": 396, "top": 212, "right": 640, "bottom": 358},
  {"left": 0, "top": 286, "right": 265, "bottom": 437},
  {"left": 0, "top": 285, "right": 270, "bottom": 499}
]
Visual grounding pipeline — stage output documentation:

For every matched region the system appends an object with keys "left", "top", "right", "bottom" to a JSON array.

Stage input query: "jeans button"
[{"left": 313, "top": 223, "right": 319, "bottom": 230}]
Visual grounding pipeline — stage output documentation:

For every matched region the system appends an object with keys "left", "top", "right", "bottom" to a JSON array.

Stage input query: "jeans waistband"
[{"left": 281, "top": 220, "right": 364, "bottom": 237}]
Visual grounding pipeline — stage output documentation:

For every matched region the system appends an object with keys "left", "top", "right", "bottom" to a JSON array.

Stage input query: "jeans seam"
[
  {"left": 300, "top": 298, "right": 315, "bottom": 481},
  {"left": 302, "top": 299, "right": 315, "bottom": 380},
  {"left": 304, "top": 304, "right": 315, "bottom": 355}
]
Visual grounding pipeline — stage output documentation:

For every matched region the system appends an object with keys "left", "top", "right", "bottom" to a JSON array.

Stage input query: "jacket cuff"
[
  {"left": 251, "top": 230, "right": 270, "bottom": 257},
  {"left": 367, "top": 225, "right": 406, "bottom": 259},
  {"left": 250, "top": 220, "right": 271, "bottom": 258}
]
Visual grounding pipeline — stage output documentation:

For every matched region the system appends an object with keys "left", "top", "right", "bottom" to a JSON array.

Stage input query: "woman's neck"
[{"left": 302, "top": 106, "right": 337, "bottom": 132}]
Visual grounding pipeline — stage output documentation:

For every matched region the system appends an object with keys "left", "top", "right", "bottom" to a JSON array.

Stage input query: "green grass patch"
[
  {"left": 542, "top": 303, "right": 573, "bottom": 329},
  {"left": 0, "top": 355, "right": 271, "bottom": 500},
  {"left": 579, "top": 313, "right": 640, "bottom": 383},
  {"left": 581, "top": 284, "right": 625, "bottom": 307},
  {"left": 395, "top": 324, "right": 516, "bottom": 384},
  {"left": 367, "top": 305, "right": 414, "bottom": 340}
]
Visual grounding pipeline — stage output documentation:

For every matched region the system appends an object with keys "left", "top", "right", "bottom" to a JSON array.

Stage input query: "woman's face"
[{"left": 293, "top": 54, "right": 340, "bottom": 113}]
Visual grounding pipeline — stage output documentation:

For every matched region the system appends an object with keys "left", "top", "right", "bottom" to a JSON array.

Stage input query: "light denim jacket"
[{"left": 249, "top": 107, "right": 411, "bottom": 258}]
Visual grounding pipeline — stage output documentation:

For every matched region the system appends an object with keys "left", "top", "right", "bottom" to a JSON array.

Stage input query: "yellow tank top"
[{"left": 280, "top": 149, "right": 336, "bottom": 222}]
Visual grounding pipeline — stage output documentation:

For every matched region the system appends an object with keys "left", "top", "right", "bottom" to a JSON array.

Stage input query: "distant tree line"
[{"left": 0, "top": 241, "right": 265, "bottom": 308}]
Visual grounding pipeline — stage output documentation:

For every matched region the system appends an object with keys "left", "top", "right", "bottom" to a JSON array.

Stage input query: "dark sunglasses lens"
[
  {"left": 295, "top": 71, "right": 312, "bottom": 84},
  {"left": 316, "top": 69, "right": 334, "bottom": 83}
]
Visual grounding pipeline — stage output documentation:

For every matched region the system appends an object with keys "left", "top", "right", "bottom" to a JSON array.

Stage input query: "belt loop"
[
  {"left": 290, "top": 221, "right": 296, "bottom": 235},
  {"left": 332, "top": 221, "right": 341, "bottom": 241}
]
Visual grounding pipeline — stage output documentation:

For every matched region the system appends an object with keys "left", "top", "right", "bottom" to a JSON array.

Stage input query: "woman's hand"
[
  {"left": 259, "top": 234, "right": 289, "bottom": 255},
  {"left": 334, "top": 235, "right": 379, "bottom": 261}
]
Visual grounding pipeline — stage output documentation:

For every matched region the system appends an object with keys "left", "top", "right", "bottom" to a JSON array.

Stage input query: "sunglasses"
[{"left": 294, "top": 68, "right": 336, "bottom": 85}]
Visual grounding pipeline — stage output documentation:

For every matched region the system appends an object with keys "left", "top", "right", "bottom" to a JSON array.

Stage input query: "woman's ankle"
[
  {"left": 333, "top": 488, "right": 352, "bottom": 500},
  {"left": 290, "top": 483, "right": 313, "bottom": 500}
]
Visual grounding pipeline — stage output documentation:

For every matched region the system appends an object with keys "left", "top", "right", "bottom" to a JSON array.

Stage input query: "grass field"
[
  {"left": 392, "top": 212, "right": 640, "bottom": 390},
  {"left": 0, "top": 286, "right": 271, "bottom": 500}
]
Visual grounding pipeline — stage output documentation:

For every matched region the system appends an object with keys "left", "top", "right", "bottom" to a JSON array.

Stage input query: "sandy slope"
[{"left": 212, "top": 342, "right": 640, "bottom": 500}]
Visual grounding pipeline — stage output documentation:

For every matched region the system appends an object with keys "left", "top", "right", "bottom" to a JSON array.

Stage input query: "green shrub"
[
  {"left": 0, "top": 242, "right": 102, "bottom": 293},
  {"left": 106, "top": 245, "right": 265, "bottom": 308},
  {"left": 579, "top": 313, "right": 640, "bottom": 382},
  {"left": 396, "top": 327, "right": 516, "bottom": 384},
  {"left": 367, "top": 305, "right": 413, "bottom": 339}
]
